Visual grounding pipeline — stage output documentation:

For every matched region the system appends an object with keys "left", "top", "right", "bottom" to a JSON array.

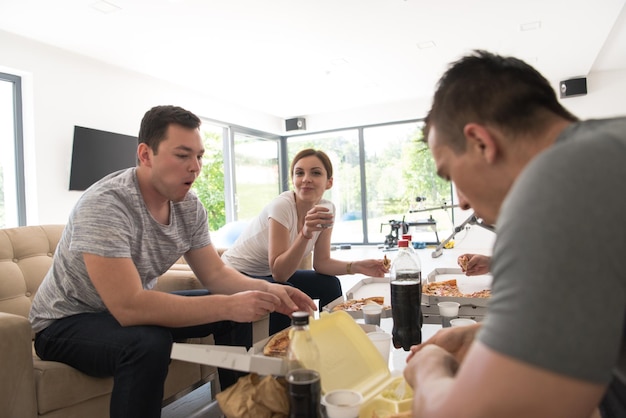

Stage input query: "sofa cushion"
[
  {"left": 0, "top": 225, "right": 63, "bottom": 320},
  {"left": 33, "top": 356, "right": 113, "bottom": 415}
]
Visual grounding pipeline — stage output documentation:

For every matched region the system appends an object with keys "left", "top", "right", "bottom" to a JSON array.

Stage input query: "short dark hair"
[
  {"left": 138, "top": 105, "right": 201, "bottom": 154},
  {"left": 290, "top": 148, "right": 333, "bottom": 179},
  {"left": 425, "top": 50, "right": 578, "bottom": 151}
]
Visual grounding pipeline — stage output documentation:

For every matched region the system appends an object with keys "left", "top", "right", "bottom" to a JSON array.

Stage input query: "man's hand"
[
  {"left": 225, "top": 290, "right": 282, "bottom": 323},
  {"left": 406, "top": 323, "right": 481, "bottom": 364},
  {"left": 266, "top": 283, "right": 317, "bottom": 317},
  {"left": 404, "top": 344, "right": 459, "bottom": 416},
  {"left": 458, "top": 253, "right": 491, "bottom": 276}
]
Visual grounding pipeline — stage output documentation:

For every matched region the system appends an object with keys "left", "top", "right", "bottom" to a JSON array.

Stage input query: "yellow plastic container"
[{"left": 309, "top": 311, "right": 413, "bottom": 417}]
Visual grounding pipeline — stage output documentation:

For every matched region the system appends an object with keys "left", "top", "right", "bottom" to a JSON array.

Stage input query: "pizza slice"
[
  {"left": 331, "top": 296, "right": 387, "bottom": 312},
  {"left": 263, "top": 327, "right": 291, "bottom": 358}
]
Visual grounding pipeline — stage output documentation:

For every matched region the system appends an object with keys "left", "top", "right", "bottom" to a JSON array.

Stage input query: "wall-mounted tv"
[{"left": 69, "top": 126, "right": 138, "bottom": 191}]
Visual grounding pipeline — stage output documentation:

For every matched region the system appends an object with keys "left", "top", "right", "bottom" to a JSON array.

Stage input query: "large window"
[
  {"left": 286, "top": 120, "right": 454, "bottom": 245},
  {"left": 0, "top": 72, "right": 26, "bottom": 228},
  {"left": 192, "top": 116, "right": 454, "bottom": 246},
  {"left": 363, "top": 122, "right": 453, "bottom": 245}
]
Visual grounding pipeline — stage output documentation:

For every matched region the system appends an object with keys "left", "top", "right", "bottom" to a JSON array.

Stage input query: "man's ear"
[
  {"left": 137, "top": 143, "right": 152, "bottom": 167},
  {"left": 463, "top": 123, "right": 498, "bottom": 164}
]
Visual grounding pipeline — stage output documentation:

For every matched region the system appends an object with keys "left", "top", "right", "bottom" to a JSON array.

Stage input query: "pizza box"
[
  {"left": 170, "top": 316, "right": 384, "bottom": 378},
  {"left": 422, "top": 268, "right": 492, "bottom": 310},
  {"left": 422, "top": 313, "right": 485, "bottom": 324},
  {"left": 322, "top": 277, "right": 393, "bottom": 319}
]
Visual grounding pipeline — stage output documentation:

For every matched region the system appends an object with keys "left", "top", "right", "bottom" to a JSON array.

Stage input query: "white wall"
[
  {"left": 2, "top": 29, "right": 626, "bottom": 226},
  {"left": 0, "top": 30, "right": 284, "bottom": 224}
]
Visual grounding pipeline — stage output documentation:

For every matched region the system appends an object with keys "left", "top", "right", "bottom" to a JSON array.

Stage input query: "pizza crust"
[
  {"left": 458, "top": 255, "right": 469, "bottom": 272},
  {"left": 382, "top": 254, "right": 391, "bottom": 269}
]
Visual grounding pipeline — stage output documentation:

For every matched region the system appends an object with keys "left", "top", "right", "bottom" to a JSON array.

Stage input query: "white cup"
[
  {"left": 437, "top": 301, "right": 460, "bottom": 328},
  {"left": 362, "top": 304, "right": 383, "bottom": 326},
  {"left": 367, "top": 331, "right": 392, "bottom": 365},
  {"left": 316, "top": 201, "right": 334, "bottom": 228},
  {"left": 437, "top": 301, "right": 460, "bottom": 317},
  {"left": 450, "top": 318, "right": 477, "bottom": 327},
  {"left": 322, "top": 389, "right": 363, "bottom": 418}
]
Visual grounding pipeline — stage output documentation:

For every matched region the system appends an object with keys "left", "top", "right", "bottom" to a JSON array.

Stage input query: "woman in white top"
[{"left": 222, "top": 148, "right": 388, "bottom": 333}]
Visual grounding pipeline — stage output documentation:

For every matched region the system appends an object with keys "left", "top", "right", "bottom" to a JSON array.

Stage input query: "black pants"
[{"left": 34, "top": 290, "right": 251, "bottom": 418}]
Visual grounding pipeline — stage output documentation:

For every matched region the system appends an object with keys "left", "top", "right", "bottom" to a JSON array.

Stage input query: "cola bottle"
[
  {"left": 286, "top": 312, "right": 322, "bottom": 418},
  {"left": 390, "top": 240, "right": 422, "bottom": 350}
]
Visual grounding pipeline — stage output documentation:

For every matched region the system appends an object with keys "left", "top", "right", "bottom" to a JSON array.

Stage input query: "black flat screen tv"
[{"left": 69, "top": 126, "right": 138, "bottom": 191}]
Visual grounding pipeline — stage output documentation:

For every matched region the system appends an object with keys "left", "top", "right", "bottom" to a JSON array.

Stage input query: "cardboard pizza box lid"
[
  {"left": 322, "top": 277, "right": 393, "bottom": 318},
  {"left": 170, "top": 315, "right": 386, "bottom": 378}
]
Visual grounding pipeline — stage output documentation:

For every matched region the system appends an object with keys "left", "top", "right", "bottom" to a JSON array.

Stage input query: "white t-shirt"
[{"left": 221, "top": 191, "right": 333, "bottom": 276}]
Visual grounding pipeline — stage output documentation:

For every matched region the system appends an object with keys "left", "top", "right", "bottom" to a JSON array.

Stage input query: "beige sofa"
[{"left": 0, "top": 224, "right": 270, "bottom": 418}]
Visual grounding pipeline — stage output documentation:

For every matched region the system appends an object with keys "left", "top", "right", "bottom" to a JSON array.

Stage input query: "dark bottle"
[
  {"left": 390, "top": 240, "right": 422, "bottom": 350},
  {"left": 286, "top": 369, "right": 322, "bottom": 418},
  {"left": 286, "top": 312, "right": 322, "bottom": 418}
]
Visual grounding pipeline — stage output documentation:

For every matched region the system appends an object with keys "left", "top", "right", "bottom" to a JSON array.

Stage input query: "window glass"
[
  {"left": 285, "top": 121, "right": 454, "bottom": 246},
  {"left": 193, "top": 122, "right": 226, "bottom": 231},
  {"left": 364, "top": 122, "right": 453, "bottom": 245},
  {"left": 233, "top": 134, "right": 280, "bottom": 220}
]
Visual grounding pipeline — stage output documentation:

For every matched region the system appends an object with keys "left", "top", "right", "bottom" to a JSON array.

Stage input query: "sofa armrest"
[
  {"left": 0, "top": 312, "right": 37, "bottom": 418},
  {"left": 154, "top": 269, "right": 204, "bottom": 292}
]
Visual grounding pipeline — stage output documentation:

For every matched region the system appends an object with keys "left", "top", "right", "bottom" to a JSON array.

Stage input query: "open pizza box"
[
  {"left": 172, "top": 311, "right": 411, "bottom": 417},
  {"left": 422, "top": 268, "right": 491, "bottom": 318},
  {"left": 170, "top": 316, "right": 286, "bottom": 376},
  {"left": 322, "top": 276, "right": 393, "bottom": 319}
]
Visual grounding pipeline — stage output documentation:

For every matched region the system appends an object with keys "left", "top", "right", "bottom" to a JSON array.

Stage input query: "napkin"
[{"left": 216, "top": 373, "right": 289, "bottom": 418}]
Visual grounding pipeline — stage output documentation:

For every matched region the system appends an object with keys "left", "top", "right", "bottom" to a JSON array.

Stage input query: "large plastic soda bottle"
[
  {"left": 286, "top": 312, "right": 322, "bottom": 418},
  {"left": 390, "top": 240, "right": 423, "bottom": 350},
  {"left": 286, "top": 312, "right": 321, "bottom": 373}
]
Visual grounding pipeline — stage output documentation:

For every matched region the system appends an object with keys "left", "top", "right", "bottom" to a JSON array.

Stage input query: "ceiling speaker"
[
  {"left": 285, "top": 117, "right": 306, "bottom": 131},
  {"left": 559, "top": 77, "right": 587, "bottom": 98}
]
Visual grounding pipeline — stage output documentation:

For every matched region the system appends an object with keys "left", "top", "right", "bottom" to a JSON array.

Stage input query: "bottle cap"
[
  {"left": 398, "top": 240, "right": 409, "bottom": 248},
  {"left": 292, "top": 311, "right": 310, "bottom": 326}
]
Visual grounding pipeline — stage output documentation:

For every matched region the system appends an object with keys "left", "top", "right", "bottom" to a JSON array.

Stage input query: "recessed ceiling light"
[
  {"left": 520, "top": 21, "right": 541, "bottom": 31},
  {"left": 91, "top": 0, "right": 121, "bottom": 14},
  {"left": 416, "top": 41, "right": 436, "bottom": 50}
]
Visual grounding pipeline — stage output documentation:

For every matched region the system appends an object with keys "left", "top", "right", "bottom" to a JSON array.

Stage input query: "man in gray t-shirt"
[
  {"left": 29, "top": 105, "right": 315, "bottom": 418},
  {"left": 403, "top": 51, "right": 625, "bottom": 418}
]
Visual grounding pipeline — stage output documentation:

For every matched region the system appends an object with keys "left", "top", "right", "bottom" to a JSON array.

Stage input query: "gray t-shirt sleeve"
[{"left": 479, "top": 121, "right": 626, "bottom": 384}]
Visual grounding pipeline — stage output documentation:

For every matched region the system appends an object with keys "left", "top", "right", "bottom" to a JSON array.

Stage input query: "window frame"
[{"left": 0, "top": 71, "right": 27, "bottom": 227}]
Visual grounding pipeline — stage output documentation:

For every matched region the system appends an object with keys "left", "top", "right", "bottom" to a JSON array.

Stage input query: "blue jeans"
[
  {"left": 34, "top": 295, "right": 251, "bottom": 418},
  {"left": 249, "top": 269, "right": 342, "bottom": 334}
]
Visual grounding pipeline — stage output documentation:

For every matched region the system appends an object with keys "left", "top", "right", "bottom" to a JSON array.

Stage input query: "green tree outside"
[{"left": 192, "top": 131, "right": 226, "bottom": 231}]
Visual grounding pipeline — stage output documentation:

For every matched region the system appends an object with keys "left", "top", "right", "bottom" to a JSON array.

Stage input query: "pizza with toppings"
[
  {"left": 422, "top": 279, "right": 490, "bottom": 298},
  {"left": 331, "top": 296, "right": 389, "bottom": 312},
  {"left": 263, "top": 327, "right": 291, "bottom": 358}
]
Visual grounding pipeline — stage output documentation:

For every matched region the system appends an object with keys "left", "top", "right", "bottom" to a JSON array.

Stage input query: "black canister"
[
  {"left": 390, "top": 279, "right": 422, "bottom": 350},
  {"left": 286, "top": 369, "right": 322, "bottom": 418}
]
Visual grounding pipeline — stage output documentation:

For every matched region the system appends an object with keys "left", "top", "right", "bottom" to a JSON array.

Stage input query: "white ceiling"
[{"left": 1, "top": 0, "right": 625, "bottom": 119}]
